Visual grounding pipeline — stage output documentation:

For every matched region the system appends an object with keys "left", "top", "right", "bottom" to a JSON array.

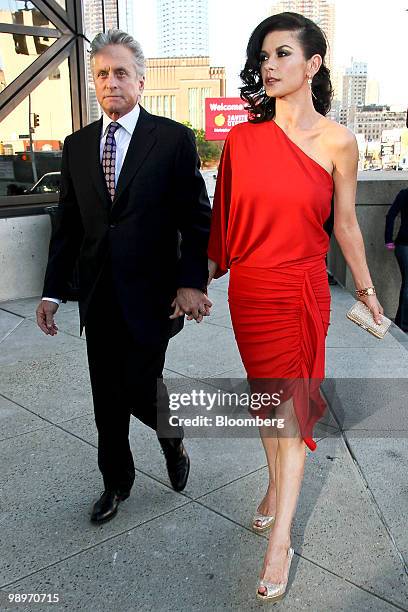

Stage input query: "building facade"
[
  {"left": 339, "top": 60, "right": 368, "bottom": 127},
  {"left": 342, "top": 60, "right": 367, "bottom": 109},
  {"left": 118, "top": 0, "right": 135, "bottom": 35},
  {"left": 157, "top": 0, "right": 209, "bottom": 57},
  {"left": 350, "top": 105, "right": 406, "bottom": 142},
  {"left": 142, "top": 57, "right": 225, "bottom": 130},
  {"left": 270, "top": 0, "right": 335, "bottom": 69},
  {"left": 83, "top": 0, "right": 135, "bottom": 122},
  {"left": 365, "top": 78, "right": 380, "bottom": 106}
]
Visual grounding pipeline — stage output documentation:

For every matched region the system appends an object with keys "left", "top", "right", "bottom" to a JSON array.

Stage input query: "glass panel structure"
[
  {"left": 0, "top": 0, "right": 130, "bottom": 214},
  {"left": 0, "top": 32, "right": 59, "bottom": 91},
  {"left": 0, "top": 57, "right": 70, "bottom": 196}
]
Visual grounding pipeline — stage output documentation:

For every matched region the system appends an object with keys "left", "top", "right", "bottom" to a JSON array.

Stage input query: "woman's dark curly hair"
[{"left": 240, "top": 12, "right": 333, "bottom": 122}]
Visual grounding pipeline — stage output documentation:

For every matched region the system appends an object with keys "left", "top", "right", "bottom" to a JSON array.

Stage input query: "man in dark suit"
[{"left": 36, "top": 29, "right": 212, "bottom": 522}]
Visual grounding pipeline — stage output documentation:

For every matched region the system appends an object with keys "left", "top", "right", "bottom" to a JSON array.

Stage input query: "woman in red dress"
[{"left": 207, "top": 12, "right": 384, "bottom": 602}]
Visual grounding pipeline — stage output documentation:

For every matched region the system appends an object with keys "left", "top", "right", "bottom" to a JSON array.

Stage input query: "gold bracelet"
[{"left": 355, "top": 286, "right": 376, "bottom": 297}]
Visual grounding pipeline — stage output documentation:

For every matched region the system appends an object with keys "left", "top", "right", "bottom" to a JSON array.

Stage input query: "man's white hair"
[{"left": 90, "top": 28, "right": 145, "bottom": 78}]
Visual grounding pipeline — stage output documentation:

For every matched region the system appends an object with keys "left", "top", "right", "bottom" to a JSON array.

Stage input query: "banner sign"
[{"left": 205, "top": 97, "right": 248, "bottom": 141}]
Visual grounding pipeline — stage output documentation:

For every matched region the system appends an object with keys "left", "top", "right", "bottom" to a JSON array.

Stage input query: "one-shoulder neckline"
[{"left": 271, "top": 120, "right": 333, "bottom": 181}]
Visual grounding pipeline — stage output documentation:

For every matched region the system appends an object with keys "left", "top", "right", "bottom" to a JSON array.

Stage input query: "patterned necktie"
[{"left": 102, "top": 121, "right": 120, "bottom": 201}]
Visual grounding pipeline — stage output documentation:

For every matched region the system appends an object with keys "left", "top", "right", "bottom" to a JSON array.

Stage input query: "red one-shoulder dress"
[{"left": 207, "top": 119, "right": 334, "bottom": 451}]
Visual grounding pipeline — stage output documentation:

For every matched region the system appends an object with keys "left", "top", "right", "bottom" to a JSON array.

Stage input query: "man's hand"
[
  {"left": 170, "top": 288, "right": 212, "bottom": 323},
  {"left": 36, "top": 300, "right": 59, "bottom": 335}
]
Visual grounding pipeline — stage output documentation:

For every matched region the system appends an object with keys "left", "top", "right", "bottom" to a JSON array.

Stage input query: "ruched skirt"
[{"left": 228, "top": 255, "right": 331, "bottom": 451}]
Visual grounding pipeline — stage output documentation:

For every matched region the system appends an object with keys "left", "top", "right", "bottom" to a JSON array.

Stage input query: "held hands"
[
  {"left": 358, "top": 294, "right": 384, "bottom": 325},
  {"left": 385, "top": 242, "right": 395, "bottom": 250},
  {"left": 170, "top": 288, "right": 212, "bottom": 323},
  {"left": 36, "top": 300, "right": 59, "bottom": 335}
]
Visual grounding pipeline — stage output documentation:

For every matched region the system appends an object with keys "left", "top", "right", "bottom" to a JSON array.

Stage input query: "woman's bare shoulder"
[{"left": 320, "top": 117, "right": 357, "bottom": 151}]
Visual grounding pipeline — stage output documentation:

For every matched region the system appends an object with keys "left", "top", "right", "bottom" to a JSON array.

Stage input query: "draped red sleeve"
[{"left": 207, "top": 135, "right": 232, "bottom": 279}]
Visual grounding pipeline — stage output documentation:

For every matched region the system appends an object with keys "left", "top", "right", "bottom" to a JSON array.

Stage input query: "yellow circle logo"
[{"left": 214, "top": 114, "right": 226, "bottom": 126}]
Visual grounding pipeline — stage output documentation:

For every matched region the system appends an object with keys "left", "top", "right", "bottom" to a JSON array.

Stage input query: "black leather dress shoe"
[
  {"left": 90, "top": 489, "right": 130, "bottom": 523},
  {"left": 159, "top": 438, "right": 190, "bottom": 492}
]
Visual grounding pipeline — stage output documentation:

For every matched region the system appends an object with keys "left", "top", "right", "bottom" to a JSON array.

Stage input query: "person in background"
[
  {"left": 324, "top": 196, "right": 337, "bottom": 285},
  {"left": 385, "top": 188, "right": 408, "bottom": 332}
]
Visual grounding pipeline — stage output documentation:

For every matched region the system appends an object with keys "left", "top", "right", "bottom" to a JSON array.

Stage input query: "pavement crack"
[
  {"left": 0, "top": 501, "right": 193, "bottom": 591},
  {"left": 323, "top": 393, "right": 408, "bottom": 578},
  {"left": 0, "top": 318, "right": 25, "bottom": 345}
]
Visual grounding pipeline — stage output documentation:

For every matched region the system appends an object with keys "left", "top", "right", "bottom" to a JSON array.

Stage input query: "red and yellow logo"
[{"left": 214, "top": 114, "right": 226, "bottom": 127}]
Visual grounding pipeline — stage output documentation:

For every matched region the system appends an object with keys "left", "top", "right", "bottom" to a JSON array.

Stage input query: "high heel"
[
  {"left": 256, "top": 547, "right": 294, "bottom": 602},
  {"left": 252, "top": 511, "right": 275, "bottom": 533}
]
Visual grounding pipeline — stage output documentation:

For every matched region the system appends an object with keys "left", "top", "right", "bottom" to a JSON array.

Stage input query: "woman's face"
[{"left": 259, "top": 30, "right": 318, "bottom": 98}]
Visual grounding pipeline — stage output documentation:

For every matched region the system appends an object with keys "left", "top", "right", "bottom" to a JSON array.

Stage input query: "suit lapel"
[
  {"left": 111, "top": 106, "right": 157, "bottom": 210},
  {"left": 89, "top": 117, "right": 111, "bottom": 207}
]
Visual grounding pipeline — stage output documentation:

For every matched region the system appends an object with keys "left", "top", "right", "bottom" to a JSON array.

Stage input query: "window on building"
[
  {"left": 188, "top": 86, "right": 211, "bottom": 130},
  {"left": 163, "top": 95, "right": 169, "bottom": 118},
  {"left": 157, "top": 95, "right": 163, "bottom": 115}
]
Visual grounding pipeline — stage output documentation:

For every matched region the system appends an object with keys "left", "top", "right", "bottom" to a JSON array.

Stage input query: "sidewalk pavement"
[{"left": 0, "top": 276, "right": 407, "bottom": 611}]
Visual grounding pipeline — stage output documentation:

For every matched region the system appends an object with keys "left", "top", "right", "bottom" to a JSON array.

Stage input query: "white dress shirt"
[
  {"left": 99, "top": 102, "right": 140, "bottom": 186},
  {"left": 43, "top": 103, "right": 141, "bottom": 305}
]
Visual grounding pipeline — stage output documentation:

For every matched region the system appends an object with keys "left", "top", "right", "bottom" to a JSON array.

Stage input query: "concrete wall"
[
  {"left": 328, "top": 177, "right": 407, "bottom": 319},
  {"left": 0, "top": 176, "right": 406, "bottom": 312},
  {"left": 0, "top": 214, "right": 51, "bottom": 302}
]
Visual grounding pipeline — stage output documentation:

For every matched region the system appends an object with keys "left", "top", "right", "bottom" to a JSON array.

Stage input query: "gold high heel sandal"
[
  {"left": 252, "top": 512, "right": 275, "bottom": 533},
  {"left": 256, "top": 547, "right": 294, "bottom": 602}
]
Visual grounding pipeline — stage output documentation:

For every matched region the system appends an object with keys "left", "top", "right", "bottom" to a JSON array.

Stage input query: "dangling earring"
[
  {"left": 260, "top": 85, "right": 269, "bottom": 99},
  {"left": 307, "top": 75, "right": 317, "bottom": 100}
]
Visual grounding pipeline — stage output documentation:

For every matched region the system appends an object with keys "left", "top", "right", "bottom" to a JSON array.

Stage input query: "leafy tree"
[{"left": 182, "top": 121, "right": 223, "bottom": 167}]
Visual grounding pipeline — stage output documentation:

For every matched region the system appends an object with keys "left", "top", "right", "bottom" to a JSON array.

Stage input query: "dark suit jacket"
[
  {"left": 385, "top": 188, "right": 408, "bottom": 246},
  {"left": 42, "top": 106, "right": 212, "bottom": 344}
]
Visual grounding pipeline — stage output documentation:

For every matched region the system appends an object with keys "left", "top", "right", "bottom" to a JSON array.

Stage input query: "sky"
[{"left": 133, "top": 0, "right": 408, "bottom": 107}]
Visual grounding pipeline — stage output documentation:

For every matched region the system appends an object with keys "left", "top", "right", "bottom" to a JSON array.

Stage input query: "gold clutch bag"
[{"left": 346, "top": 300, "right": 391, "bottom": 339}]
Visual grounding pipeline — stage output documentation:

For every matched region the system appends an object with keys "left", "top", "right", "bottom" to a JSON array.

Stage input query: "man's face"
[{"left": 92, "top": 44, "right": 144, "bottom": 119}]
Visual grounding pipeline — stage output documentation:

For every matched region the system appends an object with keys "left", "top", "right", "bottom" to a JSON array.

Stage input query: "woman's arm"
[
  {"left": 330, "top": 126, "right": 383, "bottom": 324},
  {"left": 207, "top": 136, "right": 232, "bottom": 282},
  {"left": 207, "top": 258, "right": 218, "bottom": 286}
]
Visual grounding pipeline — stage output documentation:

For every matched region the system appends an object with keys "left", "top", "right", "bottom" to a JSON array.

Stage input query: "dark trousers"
[
  {"left": 394, "top": 244, "right": 408, "bottom": 332},
  {"left": 84, "top": 263, "right": 182, "bottom": 493}
]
